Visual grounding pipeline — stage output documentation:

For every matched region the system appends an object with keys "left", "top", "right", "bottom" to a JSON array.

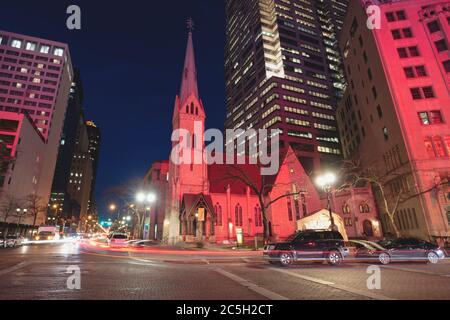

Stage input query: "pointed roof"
[{"left": 179, "top": 31, "right": 199, "bottom": 104}]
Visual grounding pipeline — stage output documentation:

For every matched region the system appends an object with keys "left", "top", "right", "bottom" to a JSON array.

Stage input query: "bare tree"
[
  {"left": 0, "top": 194, "right": 20, "bottom": 241},
  {"left": 219, "top": 164, "right": 305, "bottom": 243},
  {"left": 25, "top": 194, "right": 46, "bottom": 227},
  {"left": 340, "top": 160, "right": 449, "bottom": 238}
]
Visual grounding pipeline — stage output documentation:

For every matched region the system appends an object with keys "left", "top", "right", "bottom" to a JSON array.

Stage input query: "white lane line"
[
  {"left": 270, "top": 268, "right": 395, "bottom": 300},
  {"left": 379, "top": 265, "right": 450, "bottom": 278},
  {"left": 215, "top": 268, "right": 290, "bottom": 300},
  {"left": 0, "top": 261, "right": 28, "bottom": 277},
  {"left": 272, "top": 268, "right": 335, "bottom": 285},
  {"left": 348, "top": 262, "right": 450, "bottom": 279}
]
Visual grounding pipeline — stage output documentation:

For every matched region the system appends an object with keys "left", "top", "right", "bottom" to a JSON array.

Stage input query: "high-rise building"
[
  {"left": 85, "top": 120, "right": 101, "bottom": 215},
  {"left": 224, "top": 0, "right": 348, "bottom": 174},
  {"left": 67, "top": 115, "right": 93, "bottom": 224},
  {"left": 337, "top": 0, "right": 450, "bottom": 244},
  {"left": 49, "top": 70, "right": 84, "bottom": 227},
  {"left": 0, "top": 31, "right": 73, "bottom": 226}
]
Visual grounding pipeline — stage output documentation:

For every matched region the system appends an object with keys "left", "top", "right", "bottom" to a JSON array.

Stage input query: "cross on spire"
[{"left": 187, "top": 17, "right": 195, "bottom": 33}]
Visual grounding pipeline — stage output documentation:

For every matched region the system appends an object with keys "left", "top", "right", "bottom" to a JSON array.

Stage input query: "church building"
[{"left": 143, "top": 30, "right": 382, "bottom": 245}]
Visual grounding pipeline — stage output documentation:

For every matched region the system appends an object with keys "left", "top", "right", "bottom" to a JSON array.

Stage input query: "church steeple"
[{"left": 179, "top": 20, "right": 199, "bottom": 105}]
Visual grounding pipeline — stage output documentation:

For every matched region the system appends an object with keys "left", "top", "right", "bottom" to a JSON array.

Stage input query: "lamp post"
[
  {"left": 315, "top": 172, "right": 338, "bottom": 232},
  {"left": 15, "top": 208, "right": 28, "bottom": 235},
  {"left": 136, "top": 192, "right": 156, "bottom": 240},
  {"left": 109, "top": 204, "right": 118, "bottom": 220}
]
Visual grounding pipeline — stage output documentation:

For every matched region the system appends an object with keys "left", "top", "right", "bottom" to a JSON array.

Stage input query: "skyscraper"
[
  {"left": 49, "top": 70, "right": 84, "bottom": 227},
  {"left": 0, "top": 30, "right": 73, "bottom": 226},
  {"left": 85, "top": 120, "right": 101, "bottom": 215},
  {"left": 224, "top": 0, "right": 348, "bottom": 174},
  {"left": 337, "top": 0, "right": 450, "bottom": 244}
]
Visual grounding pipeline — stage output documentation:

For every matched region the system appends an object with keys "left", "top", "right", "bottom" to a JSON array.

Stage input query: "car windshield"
[
  {"left": 38, "top": 232, "right": 53, "bottom": 236},
  {"left": 113, "top": 234, "right": 127, "bottom": 239},
  {"left": 6, "top": 235, "right": 18, "bottom": 239},
  {"left": 285, "top": 233, "right": 299, "bottom": 242}
]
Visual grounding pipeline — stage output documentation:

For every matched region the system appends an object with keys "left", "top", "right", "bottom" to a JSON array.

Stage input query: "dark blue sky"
[{"left": 0, "top": 1, "right": 226, "bottom": 217}]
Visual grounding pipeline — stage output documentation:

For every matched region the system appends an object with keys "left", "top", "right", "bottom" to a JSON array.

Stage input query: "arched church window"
[
  {"left": 191, "top": 103, "right": 195, "bottom": 114},
  {"left": 342, "top": 203, "right": 350, "bottom": 214},
  {"left": 235, "top": 204, "right": 243, "bottom": 226},
  {"left": 359, "top": 202, "right": 370, "bottom": 213},
  {"left": 214, "top": 204, "right": 222, "bottom": 226},
  {"left": 287, "top": 197, "right": 293, "bottom": 221},
  {"left": 195, "top": 107, "right": 198, "bottom": 115},
  {"left": 254, "top": 205, "right": 262, "bottom": 227},
  {"left": 186, "top": 105, "right": 189, "bottom": 114}
]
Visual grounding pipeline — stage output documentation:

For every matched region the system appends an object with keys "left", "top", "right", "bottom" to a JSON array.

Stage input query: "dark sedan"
[
  {"left": 377, "top": 238, "right": 445, "bottom": 264},
  {"left": 353, "top": 238, "right": 445, "bottom": 264}
]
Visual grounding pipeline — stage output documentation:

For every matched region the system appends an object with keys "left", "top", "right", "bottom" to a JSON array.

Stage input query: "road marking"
[
  {"left": 0, "top": 261, "right": 28, "bottom": 277},
  {"left": 215, "top": 268, "right": 289, "bottom": 300},
  {"left": 348, "top": 262, "right": 450, "bottom": 279},
  {"left": 270, "top": 268, "right": 395, "bottom": 300},
  {"left": 379, "top": 265, "right": 450, "bottom": 278},
  {"left": 272, "top": 268, "right": 335, "bottom": 285}
]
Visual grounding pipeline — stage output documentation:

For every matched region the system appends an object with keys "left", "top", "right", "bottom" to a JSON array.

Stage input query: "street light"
[
  {"left": 135, "top": 192, "right": 157, "bottom": 239},
  {"left": 109, "top": 203, "right": 119, "bottom": 220},
  {"left": 315, "top": 172, "right": 338, "bottom": 231}
]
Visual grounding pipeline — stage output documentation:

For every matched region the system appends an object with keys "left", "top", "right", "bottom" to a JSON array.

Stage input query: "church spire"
[{"left": 179, "top": 18, "right": 199, "bottom": 105}]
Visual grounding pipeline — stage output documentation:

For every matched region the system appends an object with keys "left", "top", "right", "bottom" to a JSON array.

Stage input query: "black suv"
[{"left": 263, "top": 230, "right": 347, "bottom": 267}]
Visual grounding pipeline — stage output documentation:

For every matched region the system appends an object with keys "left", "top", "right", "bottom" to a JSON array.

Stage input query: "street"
[{"left": 1, "top": 243, "right": 450, "bottom": 300}]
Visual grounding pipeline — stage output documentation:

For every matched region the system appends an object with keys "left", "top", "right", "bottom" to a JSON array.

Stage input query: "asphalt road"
[{"left": 0, "top": 243, "right": 450, "bottom": 300}]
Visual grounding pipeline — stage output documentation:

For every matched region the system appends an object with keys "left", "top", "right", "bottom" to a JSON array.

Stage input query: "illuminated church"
[{"left": 143, "top": 30, "right": 381, "bottom": 245}]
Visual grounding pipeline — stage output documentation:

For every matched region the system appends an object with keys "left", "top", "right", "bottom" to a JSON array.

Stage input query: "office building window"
[
  {"left": 419, "top": 111, "right": 443, "bottom": 125},
  {"left": 391, "top": 28, "right": 413, "bottom": 39},
  {"left": 435, "top": 39, "right": 448, "bottom": 52},
  {"left": 11, "top": 39, "right": 22, "bottom": 48},
  {"left": 443, "top": 60, "right": 450, "bottom": 73},
  {"left": 427, "top": 20, "right": 441, "bottom": 33},
  {"left": 25, "top": 42, "right": 36, "bottom": 51},
  {"left": 411, "top": 87, "right": 435, "bottom": 100},
  {"left": 433, "top": 136, "right": 446, "bottom": 157},
  {"left": 53, "top": 47, "right": 64, "bottom": 57},
  {"left": 40, "top": 45, "right": 50, "bottom": 54}
]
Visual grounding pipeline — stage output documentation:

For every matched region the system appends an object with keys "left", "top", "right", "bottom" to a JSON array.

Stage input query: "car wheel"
[
  {"left": 279, "top": 252, "right": 293, "bottom": 267},
  {"left": 327, "top": 250, "right": 342, "bottom": 266},
  {"left": 378, "top": 252, "right": 391, "bottom": 265},
  {"left": 427, "top": 252, "right": 439, "bottom": 264}
]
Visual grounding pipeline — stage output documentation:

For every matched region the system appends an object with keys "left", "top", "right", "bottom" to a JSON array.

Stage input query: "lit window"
[
  {"left": 11, "top": 39, "right": 22, "bottom": 48},
  {"left": 40, "top": 45, "right": 50, "bottom": 54},
  {"left": 53, "top": 47, "right": 64, "bottom": 57},
  {"left": 26, "top": 42, "right": 36, "bottom": 51}
]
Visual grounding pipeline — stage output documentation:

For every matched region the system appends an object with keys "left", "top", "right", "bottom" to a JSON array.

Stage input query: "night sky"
[{"left": 0, "top": 1, "right": 226, "bottom": 218}]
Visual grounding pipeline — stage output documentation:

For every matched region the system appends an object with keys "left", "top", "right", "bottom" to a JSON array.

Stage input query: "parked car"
[
  {"left": 107, "top": 233, "right": 128, "bottom": 246},
  {"left": 351, "top": 240, "right": 392, "bottom": 265},
  {"left": 263, "top": 230, "right": 348, "bottom": 267},
  {"left": 5, "top": 235, "right": 24, "bottom": 248},
  {"left": 375, "top": 238, "right": 446, "bottom": 264},
  {"left": 0, "top": 238, "right": 4, "bottom": 248}
]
